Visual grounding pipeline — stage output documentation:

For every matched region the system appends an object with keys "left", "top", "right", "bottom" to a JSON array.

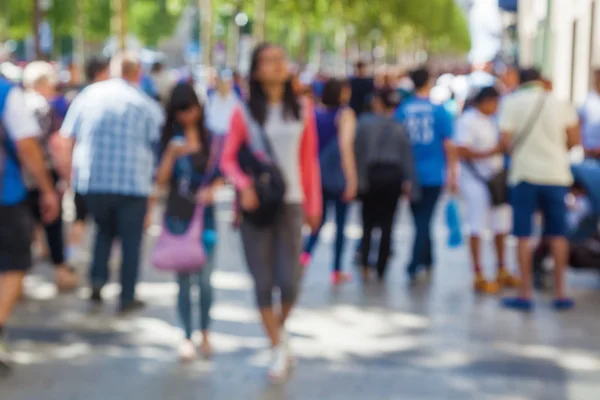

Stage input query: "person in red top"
[{"left": 220, "top": 43, "right": 321, "bottom": 382}]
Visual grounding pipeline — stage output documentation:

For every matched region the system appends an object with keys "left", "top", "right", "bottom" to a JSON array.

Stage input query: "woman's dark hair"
[
  {"left": 373, "top": 88, "right": 402, "bottom": 109},
  {"left": 160, "top": 83, "right": 209, "bottom": 156},
  {"left": 473, "top": 86, "right": 500, "bottom": 104},
  {"left": 248, "top": 43, "right": 301, "bottom": 126},
  {"left": 321, "top": 78, "right": 349, "bottom": 108}
]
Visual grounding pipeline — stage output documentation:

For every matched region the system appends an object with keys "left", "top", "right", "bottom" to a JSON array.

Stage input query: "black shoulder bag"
[
  {"left": 237, "top": 113, "right": 286, "bottom": 227},
  {"left": 465, "top": 93, "right": 546, "bottom": 205}
]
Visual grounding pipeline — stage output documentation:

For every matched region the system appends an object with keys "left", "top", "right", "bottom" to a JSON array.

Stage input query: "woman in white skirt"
[{"left": 455, "top": 86, "right": 519, "bottom": 294}]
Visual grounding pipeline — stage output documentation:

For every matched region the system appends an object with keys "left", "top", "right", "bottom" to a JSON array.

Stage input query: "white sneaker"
[
  {"left": 178, "top": 340, "right": 197, "bottom": 363},
  {"left": 0, "top": 333, "right": 12, "bottom": 376},
  {"left": 268, "top": 345, "right": 288, "bottom": 383}
]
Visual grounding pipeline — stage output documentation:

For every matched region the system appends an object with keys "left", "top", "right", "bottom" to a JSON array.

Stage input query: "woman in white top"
[{"left": 455, "top": 86, "right": 518, "bottom": 294}]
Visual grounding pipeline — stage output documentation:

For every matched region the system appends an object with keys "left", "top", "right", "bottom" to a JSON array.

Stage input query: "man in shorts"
[
  {"left": 498, "top": 68, "right": 580, "bottom": 311},
  {"left": 0, "top": 77, "right": 60, "bottom": 374}
]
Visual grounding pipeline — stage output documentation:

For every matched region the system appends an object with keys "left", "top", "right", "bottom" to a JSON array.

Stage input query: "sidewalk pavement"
[{"left": 3, "top": 198, "right": 600, "bottom": 400}]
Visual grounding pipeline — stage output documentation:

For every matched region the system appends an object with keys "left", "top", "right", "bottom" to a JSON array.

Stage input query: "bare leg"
[
  {"left": 469, "top": 235, "right": 482, "bottom": 274},
  {"left": 200, "top": 330, "right": 212, "bottom": 358},
  {"left": 33, "top": 226, "right": 49, "bottom": 259},
  {"left": 0, "top": 272, "right": 25, "bottom": 326},
  {"left": 494, "top": 234, "right": 506, "bottom": 269},
  {"left": 70, "top": 221, "right": 86, "bottom": 248},
  {"left": 259, "top": 307, "right": 281, "bottom": 347},
  {"left": 517, "top": 238, "right": 533, "bottom": 299},
  {"left": 549, "top": 236, "right": 569, "bottom": 299},
  {"left": 280, "top": 303, "right": 294, "bottom": 327}
]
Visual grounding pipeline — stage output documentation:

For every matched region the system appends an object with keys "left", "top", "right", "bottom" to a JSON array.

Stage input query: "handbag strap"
[
  {"left": 511, "top": 91, "right": 547, "bottom": 154},
  {"left": 242, "top": 105, "right": 280, "bottom": 165}
]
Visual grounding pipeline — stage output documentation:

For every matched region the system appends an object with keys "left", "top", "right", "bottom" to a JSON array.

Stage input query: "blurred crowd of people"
[{"left": 1, "top": 44, "right": 599, "bottom": 383}]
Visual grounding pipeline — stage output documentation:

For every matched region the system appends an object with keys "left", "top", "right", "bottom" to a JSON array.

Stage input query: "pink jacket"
[{"left": 220, "top": 102, "right": 322, "bottom": 219}]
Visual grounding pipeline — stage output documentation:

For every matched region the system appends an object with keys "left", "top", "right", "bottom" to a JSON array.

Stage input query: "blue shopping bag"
[{"left": 446, "top": 197, "right": 463, "bottom": 248}]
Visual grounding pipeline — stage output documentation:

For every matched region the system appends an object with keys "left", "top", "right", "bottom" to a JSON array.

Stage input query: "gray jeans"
[{"left": 240, "top": 204, "right": 303, "bottom": 308}]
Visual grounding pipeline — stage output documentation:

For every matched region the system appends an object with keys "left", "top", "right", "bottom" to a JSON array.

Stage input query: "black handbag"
[
  {"left": 237, "top": 117, "right": 286, "bottom": 227},
  {"left": 465, "top": 93, "right": 547, "bottom": 206}
]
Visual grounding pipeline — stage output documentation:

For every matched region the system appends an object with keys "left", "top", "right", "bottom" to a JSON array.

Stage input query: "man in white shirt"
[{"left": 498, "top": 68, "right": 580, "bottom": 312}]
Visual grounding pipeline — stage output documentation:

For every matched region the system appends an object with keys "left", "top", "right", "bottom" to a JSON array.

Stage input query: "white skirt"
[{"left": 460, "top": 171, "right": 512, "bottom": 235}]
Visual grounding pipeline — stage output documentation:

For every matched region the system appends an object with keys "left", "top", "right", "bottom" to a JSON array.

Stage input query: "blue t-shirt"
[
  {"left": 394, "top": 96, "right": 453, "bottom": 187},
  {"left": 0, "top": 80, "right": 27, "bottom": 206}
]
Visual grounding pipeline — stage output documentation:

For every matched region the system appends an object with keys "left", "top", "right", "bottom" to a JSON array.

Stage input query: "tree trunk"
[
  {"left": 33, "top": 0, "right": 42, "bottom": 60},
  {"left": 199, "top": 0, "right": 212, "bottom": 66},
  {"left": 74, "top": 0, "right": 86, "bottom": 83},
  {"left": 111, "top": 0, "right": 127, "bottom": 52},
  {"left": 254, "top": 0, "right": 266, "bottom": 42}
]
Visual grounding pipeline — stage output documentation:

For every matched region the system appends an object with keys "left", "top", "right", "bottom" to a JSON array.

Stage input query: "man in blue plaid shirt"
[{"left": 60, "top": 53, "right": 163, "bottom": 313}]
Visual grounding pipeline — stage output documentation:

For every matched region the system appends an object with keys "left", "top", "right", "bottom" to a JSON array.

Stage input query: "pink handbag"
[
  {"left": 151, "top": 136, "right": 224, "bottom": 273},
  {"left": 151, "top": 204, "right": 206, "bottom": 273}
]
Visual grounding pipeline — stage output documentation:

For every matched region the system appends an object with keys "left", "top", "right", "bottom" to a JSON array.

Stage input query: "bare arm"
[
  {"left": 50, "top": 135, "right": 75, "bottom": 183},
  {"left": 566, "top": 123, "right": 581, "bottom": 150},
  {"left": 338, "top": 108, "right": 358, "bottom": 199},
  {"left": 146, "top": 143, "right": 180, "bottom": 224},
  {"left": 444, "top": 139, "right": 459, "bottom": 190},
  {"left": 15, "top": 138, "right": 55, "bottom": 195}
]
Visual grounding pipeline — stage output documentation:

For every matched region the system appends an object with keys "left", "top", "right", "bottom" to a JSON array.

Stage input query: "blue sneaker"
[
  {"left": 502, "top": 297, "right": 534, "bottom": 312},
  {"left": 552, "top": 298, "right": 575, "bottom": 311}
]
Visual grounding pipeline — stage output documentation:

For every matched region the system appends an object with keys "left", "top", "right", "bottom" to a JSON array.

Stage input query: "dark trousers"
[
  {"left": 27, "top": 189, "right": 65, "bottom": 266},
  {"left": 85, "top": 194, "right": 147, "bottom": 304},
  {"left": 360, "top": 187, "right": 402, "bottom": 278},
  {"left": 408, "top": 186, "right": 442, "bottom": 275},
  {"left": 304, "top": 190, "right": 349, "bottom": 272}
]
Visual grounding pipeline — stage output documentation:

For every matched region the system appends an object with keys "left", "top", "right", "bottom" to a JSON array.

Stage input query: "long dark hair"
[
  {"left": 248, "top": 43, "right": 301, "bottom": 126},
  {"left": 160, "top": 83, "right": 209, "bottom": 156},
  {"left": 321, "top": 78, "right": 349, "bottom": 109}
]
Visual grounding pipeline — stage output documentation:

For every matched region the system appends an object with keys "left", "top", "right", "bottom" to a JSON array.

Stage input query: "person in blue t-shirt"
[
  {"left": 0, "top": 77, "right": 60, "bottom": 372},
  {"left": 394, "top": 67, "right": 458, "bottom": 282}
]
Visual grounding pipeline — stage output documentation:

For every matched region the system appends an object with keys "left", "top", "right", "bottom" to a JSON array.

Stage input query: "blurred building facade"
[{"left": 518, "top": 0, "right": 600, "bottom": 103}]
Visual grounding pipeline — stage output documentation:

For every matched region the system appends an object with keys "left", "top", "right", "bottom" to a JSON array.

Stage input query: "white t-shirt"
[
  {"left": 455, "top": 108, "right": 503, "bottom": 180},
  {"left": 205, "top": 92, "right": 239, "bottom": 136},
  {"left": 498, "top": 85, "right": 578, "bottom": 186},
  {"left": 3, "top": 87, "right": 41, "bottom": 141}
]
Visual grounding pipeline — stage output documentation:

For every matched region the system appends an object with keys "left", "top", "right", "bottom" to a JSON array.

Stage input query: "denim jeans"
[
  {"left": 304, "top": 190, "right": 349, "bottom": 272},
  {"left": 407, "top": 186, "right": 442, "bottom": 276},
  {"left": 166, "top": 206, "right": 217, "bottom": 338},
  {"left": 85, "top": 194, "right": 147, "bottom": 304}
]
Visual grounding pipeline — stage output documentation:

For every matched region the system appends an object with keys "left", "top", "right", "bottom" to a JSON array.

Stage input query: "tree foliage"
[{"left": 0, "top": 0, "right": 470, "bottom": 55}]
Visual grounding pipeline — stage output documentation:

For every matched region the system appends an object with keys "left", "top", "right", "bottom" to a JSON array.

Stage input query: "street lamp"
[
  {"left": 235, "top": 12, "right": 249, "bottom": 28},
  {"left": 234, "top": 12, "right": 248, "bottom": 69}
]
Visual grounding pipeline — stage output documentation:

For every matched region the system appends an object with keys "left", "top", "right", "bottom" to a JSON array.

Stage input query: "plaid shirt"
[{"left": 61, "top": 79, "right": 163, "bottom": 196}]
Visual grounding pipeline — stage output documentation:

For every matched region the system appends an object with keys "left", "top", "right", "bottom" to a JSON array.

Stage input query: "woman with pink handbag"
[{"left": 146, "top": 83, "right": 221, "bottom": 362}]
